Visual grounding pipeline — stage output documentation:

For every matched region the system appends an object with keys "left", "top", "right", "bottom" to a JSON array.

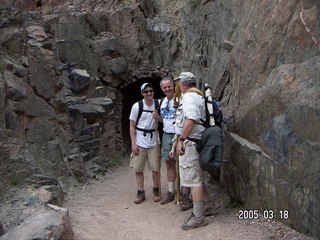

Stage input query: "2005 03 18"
[{"left": 238, "top": 209, "right": 289, "bottom": 220}]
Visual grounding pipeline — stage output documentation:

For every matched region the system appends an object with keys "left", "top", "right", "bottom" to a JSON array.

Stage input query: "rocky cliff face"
[{"left": 0, "top": 0, "right": 319, "bottom": 237}]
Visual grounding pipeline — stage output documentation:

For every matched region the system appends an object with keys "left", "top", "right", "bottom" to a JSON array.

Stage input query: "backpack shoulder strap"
[
  {"left": 154, "top": 99, "right": 160, "bottom": 112},
  {"left": 159, "top": 97, "right": 165, "bottom": 107},
  {"left": 136, "top": 100, "right": 144, "bottom": 126},
  {"left": 136, "top": 99, "right": 160, "bottom": 125},
  {"left": 158, "top": 97, "right": 165, "bottom": 116}
]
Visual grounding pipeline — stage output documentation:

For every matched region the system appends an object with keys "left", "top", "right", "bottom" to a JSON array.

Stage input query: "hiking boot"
[
  {"left": 160, "top": 192, "right": 175, "bottom": 205},
  {"left": 204, "top": 199, "right": 221, "bottom": 216},
  {"left": 181, "top": 213, "right": 208, "bottom": 230},
  {"left": 134, "top": 190, "right": 145, "bottom": 204},
  {"left": 153, "top": 187, "right": 160, "bottom": 202},
  {"left": 180, "top": 194, "right": 193, "bottom": 211}
]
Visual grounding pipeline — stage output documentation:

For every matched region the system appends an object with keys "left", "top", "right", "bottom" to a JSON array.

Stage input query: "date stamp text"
[{"left": 238, "top": 209, "right": 289, "bottom": 220}]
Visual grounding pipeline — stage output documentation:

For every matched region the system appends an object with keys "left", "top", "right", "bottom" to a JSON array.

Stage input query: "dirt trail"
[{"left": 63, "top": 162, "right": 314, "bottom": 240}]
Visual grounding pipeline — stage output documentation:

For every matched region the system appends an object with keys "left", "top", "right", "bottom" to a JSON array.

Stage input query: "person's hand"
[
  {"left": 131, "top": 143, "right": 139, "bottom": 155},
  {"left": 152, "top": 110, "right": 161, "bottom": 120},
  {"left": 177, "top": 141, "right": 185, "bottom": 156},
  {"left": 169, "top": 148, "right": 175, "bottom": 158}
]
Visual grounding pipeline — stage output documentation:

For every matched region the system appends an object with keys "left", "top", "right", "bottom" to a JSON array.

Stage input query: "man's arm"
[
  {"left": 130, "top": 120, "right": 139, "bottom": 155},
  {"left": 177, "top": 119, "right": 196, "bottom": 156}
]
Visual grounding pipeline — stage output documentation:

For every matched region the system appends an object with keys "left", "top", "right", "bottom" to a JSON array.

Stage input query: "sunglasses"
[{"left": 143, "top": 90, "right": 154, "bottom": 94}]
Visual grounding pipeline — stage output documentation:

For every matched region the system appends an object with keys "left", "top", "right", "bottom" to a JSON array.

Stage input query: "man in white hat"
[{"left": 175, "top": 72, "right": 208, "bottom": 230}]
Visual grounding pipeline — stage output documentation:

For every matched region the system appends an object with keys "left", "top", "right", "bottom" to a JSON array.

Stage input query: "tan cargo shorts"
[
  {"left": 130, "top": 146, "right": 160, "bottom": 172},
  {"left": 179, "top": 140, "right": 204, "bottom": 187}
]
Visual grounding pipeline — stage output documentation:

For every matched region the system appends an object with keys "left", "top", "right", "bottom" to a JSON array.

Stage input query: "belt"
[
  {"left": 187, "top": 137, "right": 201, "bottom": 143},
  {"left": 164, "top": 132, "right": 175, "bottom": 135}
]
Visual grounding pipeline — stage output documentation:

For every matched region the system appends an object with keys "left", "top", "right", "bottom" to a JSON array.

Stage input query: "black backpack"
[
  {"left": 197, "top": 99, "right": 224, "bottom": 177},
  {"left": 135, "top": 99, "right": 162, "bottom": 137}
]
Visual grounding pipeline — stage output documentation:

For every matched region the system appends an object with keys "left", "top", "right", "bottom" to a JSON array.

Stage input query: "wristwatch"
[{"left": 179, "top": 137, "right": 186, "bottom": 142}]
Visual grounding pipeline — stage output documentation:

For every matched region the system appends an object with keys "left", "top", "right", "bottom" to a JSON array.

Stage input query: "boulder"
[
  {"left": 100, "top": 57, "right": 128, "bottom": 75},
  {"left": 0, "top": 207, "right": 74, "bottom": 240},
  {"left": 90, "top": 37, "right": 122, "bottom": 57},
  {"left": 4, "top": 71, "right": 28, "bottom": 101},
  {"left": 25, "top": 95, "right": 55, "bottom": 118},
  {"left": 68, "top": 69, "right": 91, "bottom": 94},
  {"left": 27, "top": 25, "right": 47, "bottom": 42}
]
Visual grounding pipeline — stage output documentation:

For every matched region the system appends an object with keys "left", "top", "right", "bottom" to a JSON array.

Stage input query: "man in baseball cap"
[
  {"left": 175, "top": 71, "right": 209, "bottom": 230},
  {"left": 129, "top": 81, "right": 161, "bottom": 204},
  {"left": 174, "top": 72, "right": 196, "bottom": 82},
  {"left": 140, "top": 82, "right": 153, "bottom": 91}
]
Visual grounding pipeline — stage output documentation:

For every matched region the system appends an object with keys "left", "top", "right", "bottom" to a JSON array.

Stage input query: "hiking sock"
[
  {"left": 193, "top": 200, "right": 205, "bottom": 218},
  {"left": 168, "top": 182, "right": 175, "bottom": 193}
]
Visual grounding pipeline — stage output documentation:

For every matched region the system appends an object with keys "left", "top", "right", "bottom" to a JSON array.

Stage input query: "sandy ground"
[{"left": 63, "top": 162, "right": 315, "bottom": 240}]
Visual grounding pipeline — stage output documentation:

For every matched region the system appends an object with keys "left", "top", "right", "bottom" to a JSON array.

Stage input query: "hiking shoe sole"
[{"left": 181, "top": 215, "right": 208, "bottom": 230}]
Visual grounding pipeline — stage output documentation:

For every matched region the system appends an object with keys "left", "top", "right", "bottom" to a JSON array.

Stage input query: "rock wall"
[
  {"left": 133, "top": 1, "right": 320, "bottom": 236},
  {"left": 143, "top": 0, "right": 320, "bottom": 237},
  {"left": 0, "top": 9, "right": 124, "bottom": 193},
  {"left": 0, "top": 0, "right": 319, "bottom": 237}
]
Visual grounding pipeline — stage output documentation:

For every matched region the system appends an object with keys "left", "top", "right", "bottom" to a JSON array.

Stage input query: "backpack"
[
  {"left": 136, "top": 99, "right": 163, "bottom": 125},
  {"left": 188, "top": 88, "right": 224, "bottom": 128},
  {"left": 186, "top": 87, "right": 224, "bottom": 177},
  {"left": 202, "top": 97, "right": 224, "bottom": 128},
  {"left": 198, "top": 125, "right": 224, "bottom": 180}
]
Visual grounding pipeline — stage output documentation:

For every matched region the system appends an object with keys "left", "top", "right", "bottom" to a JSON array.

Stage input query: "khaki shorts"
[
  {"left": 130, "top": 146, "right": 160, "bottom": 172},
  {"left": 179, "top": 140, "right": 204, "bottom": 187}
]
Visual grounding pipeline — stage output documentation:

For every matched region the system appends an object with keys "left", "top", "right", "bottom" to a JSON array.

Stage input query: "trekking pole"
[
  {"left": 175, "top": 134, "right": 181, "bottom": 205},
  {"left": 155, "top": 118, "right": 161, "bottom": 201},
  {"left": 173, "top": 81, "right": 181, "bottom": 205}
]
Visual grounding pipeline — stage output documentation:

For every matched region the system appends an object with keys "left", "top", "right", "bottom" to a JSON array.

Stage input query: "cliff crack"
[{"left": 229, "top": 132, "right": 279, "bottom": 165}]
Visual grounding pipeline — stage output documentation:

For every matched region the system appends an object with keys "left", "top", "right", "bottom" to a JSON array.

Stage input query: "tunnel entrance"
[{"left": 121, "top": 77, "right": 165, "bottom": 152}]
